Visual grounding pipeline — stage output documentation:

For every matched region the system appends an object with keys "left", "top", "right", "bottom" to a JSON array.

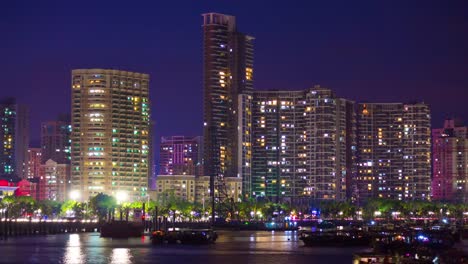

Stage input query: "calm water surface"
[{"left": 0, "top": 231, "right": 369, "bottom": 263}]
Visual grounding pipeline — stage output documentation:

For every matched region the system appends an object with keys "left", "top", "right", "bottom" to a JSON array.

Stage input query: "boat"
[
  {"left": 353, "top": 253, "right": 397, "bottom": 264},
  {"left": 299, "top": 230, "right": 371, "bottom": 247},
  {"left": 151, "top": 229, "right": 218, "bottom": 245},
  {"left": 100, "top": 221, "right": 143, "bottom": 238}
]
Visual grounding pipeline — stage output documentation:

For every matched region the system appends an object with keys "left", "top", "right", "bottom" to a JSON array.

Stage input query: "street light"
[
  {"left": 116, "top": 191, "right": 128, "bottom": 204},
  {"left": 69, "top": 190, "right": 81, "bottom": 201}
]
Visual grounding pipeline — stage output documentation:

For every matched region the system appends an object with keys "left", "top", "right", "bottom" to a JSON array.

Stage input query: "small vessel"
[
  {"left": 100, "top": 221, "right": 143, "bottom": 238},
  {"left": 151, "top": 229, "right": 218, "bottom": 245},
  {"left": 353, "top": 253, "right": 397, "bottom": 264},
  {"left": 299, "top": 230, "right": 371, "bottom": 247}
]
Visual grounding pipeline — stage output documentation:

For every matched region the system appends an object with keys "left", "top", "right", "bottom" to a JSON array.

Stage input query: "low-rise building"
[{"left": 152, "top": 175, "right": 242, "bottom": 204}]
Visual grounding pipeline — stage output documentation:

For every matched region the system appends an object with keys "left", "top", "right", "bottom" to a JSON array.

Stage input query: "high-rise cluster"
[
  {"left": 2, "top": 12, "right": 465, "bottom": 206},
  {"left": 71, "top": 69, "right": 151, "bottom": 201},
  {"left": 201, "top": 13, "right": 436, "bottom": 205}
]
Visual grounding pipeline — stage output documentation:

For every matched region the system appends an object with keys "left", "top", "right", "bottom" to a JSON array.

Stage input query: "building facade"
[
  {"left": 159, "top": 136, "right": 203, "bottom": 176},
  {"left": 250, "top": 86, "right": 356, "bottom": 204},
  {"left": 152, "top": 175, "right": 242, "bottom": 205},
  {"left": 39, "top": 159, "right": 70, "bottom": 201},
  {"left": 238, "top": 94, "right": 253, "bottom": 199},
  {"left": 356, "top": 103, "right": 431, "bottom": 202},
  {"left": 0, "top": 98, "right": 29, "bottom": 178},
  {"left": 153, "top": 175, "right": 197, "bottom": 202},
  {"left": 202, "top": 13, "right": 254, "bottom": 197},
  {"left": 27, "top": 148, "right": 42, "bottom": 178},
  {"left": 71, "top": 69, "right": 151, "bottom": 201},
  {"left": 41, "top": 115, "right": 71, "bottom": 164},
  {"left": 432, "top": 119, "right": 467, "bottom": 202}
]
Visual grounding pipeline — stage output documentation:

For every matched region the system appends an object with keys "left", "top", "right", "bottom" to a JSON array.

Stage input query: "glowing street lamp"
[
  {"left": 69, "top": 190, "right": 81, "bottom": 201},
  {"left": 392, "top": 211, "right": 400, "bottom": 219},
  {"left": 115, "top": 191, "right": 128, "bottom": 204}
]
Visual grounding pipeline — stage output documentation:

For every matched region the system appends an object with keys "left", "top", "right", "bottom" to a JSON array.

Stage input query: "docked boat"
[
  {"left": 151, "top": 229, "right": 218, "bottom": 245},
  {"left": 353, "top": 253, "right": 397, "bottom": 264},
  {"left": 299, "top": 230, "right": 371, "bottom": 247},
  {"left": 100, "top": 221, "right": 144, "bottom": 238}
]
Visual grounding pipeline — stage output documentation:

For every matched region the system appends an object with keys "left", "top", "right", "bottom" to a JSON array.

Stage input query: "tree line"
[{"left": 1, "top": 194, "right": 466, "bottom": 222}]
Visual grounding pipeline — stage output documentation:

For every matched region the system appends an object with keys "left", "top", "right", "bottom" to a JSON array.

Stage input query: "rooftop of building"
[{"left": 71, "top": 69, "right": 149, "bottom": 78}]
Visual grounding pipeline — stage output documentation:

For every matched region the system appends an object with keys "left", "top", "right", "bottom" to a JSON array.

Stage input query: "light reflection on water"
[
  {"left": 110, "top": 248, "right": 131, "bottom": 264},
  {"left": 64, "top": 234, "right": 84, "bottom": 264},
  {"left": 0, "top": 231, "right": 365, "bottom": 264}
]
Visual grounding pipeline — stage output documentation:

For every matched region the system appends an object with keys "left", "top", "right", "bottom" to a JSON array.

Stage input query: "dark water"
[{"left": 0, "top": 231, "right": 369, "bottom": 263}]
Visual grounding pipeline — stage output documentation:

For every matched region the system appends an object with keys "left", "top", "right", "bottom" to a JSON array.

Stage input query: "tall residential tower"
[
  {"left": 71, "top": 69, "right": 151, "bottom": 201},
  {"left": 0, "top": 98, "right": 29, "bottom": 179},
  {"left": 250, "top": 86, "right": 356, "bottom": 203},
  {"left": 356, "top": 103, "right": 431, "bottom": 202},
  {"left": 202, "top": 13, "right": 254, "bottom": 200},
  {"left": 41, "top": 114, "right": 71, "bottom": 164}
]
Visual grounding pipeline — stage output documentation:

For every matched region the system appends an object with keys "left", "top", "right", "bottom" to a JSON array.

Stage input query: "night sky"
[{"left": 2, "top": 0, "right": 467, "bottom": 156}]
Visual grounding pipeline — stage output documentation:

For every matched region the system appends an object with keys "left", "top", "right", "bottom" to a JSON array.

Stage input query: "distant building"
[
  {"left": 159, "top": 136, "right": 203, "bottom": 176},
  {"left": 432, "top": 119, "right": 467, "bottom": 202},
  {"left": 202, "top": 13, "right": 254, "bottom": 198},
  {"left": 152, "top": 175, "right": 242, "bottom": 205},
  {"left": 71, "top": 69, "right": 151, "bottom": 201},
  {"left": 0, "top": 98, "right": 29, "bottom": 178},
  {"left": 39, "top": 159, "right": 70, "bottom": 201},
  {"left": 27, "top": 148, "right": 42, "bottom": 178},
  {"left": 356, "top": 103, "right": 431, "bottom": 202},
  {"left": 41, "top": 115, "right": 71, "bottom": 164}
]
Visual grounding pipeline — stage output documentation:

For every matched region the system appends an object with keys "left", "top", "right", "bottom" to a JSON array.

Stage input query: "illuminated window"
[{"left": 245, "top": 67, "right": 253, "bottom": 80}]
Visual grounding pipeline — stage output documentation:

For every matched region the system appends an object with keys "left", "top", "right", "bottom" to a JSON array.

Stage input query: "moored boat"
[
  {"left": 100, "top": 221, "right": 144, "bottom": 238},
  {"left": 151, "top": 229, "right": 218, "bottom": 245},
  {"left": 300, "top": 230, "right": 371, "bottom": 247}
]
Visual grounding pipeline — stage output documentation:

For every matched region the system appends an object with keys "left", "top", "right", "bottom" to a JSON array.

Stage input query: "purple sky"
[{"left": 2, "top": 0, "right": 467, "bottom": 156}]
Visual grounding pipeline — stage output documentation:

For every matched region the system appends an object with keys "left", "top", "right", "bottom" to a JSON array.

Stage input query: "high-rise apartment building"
[
  {"left": 71, "top": 69, "right": 151, "bottom": 201},
  {"left": 250, "top": 86, "right": 356, "bottom": 203},
  {"left": 159, "top": 136, "right": 203, "bottom": 176},
  {"left": 41, "top": 114, "right": 71, "bottom": 164},
  {"left": 27, "top": 148, "right": 42, "bottom": 178},
  {"left": 432, "top": 119, "right": 467, "bottom": 202},
  {"left": 0, "top": 98, "right": 29, "bottom": 178},
  {"left": 202, "top": 13, "right": 254, "bottom": 196},
  {"left": 356, "top": 103, "right": 431, "bottom": 202},
  {"left": 238, "top": 94, "right": 253, "bottom": 199}
]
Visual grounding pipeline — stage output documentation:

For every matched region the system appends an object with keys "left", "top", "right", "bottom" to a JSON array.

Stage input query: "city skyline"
[
  {"left": 1, "top": 3, "right": 467, "bottom": 263},
  {"left": 2, "top": 1, "right": 467, "bottom": 155}
]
